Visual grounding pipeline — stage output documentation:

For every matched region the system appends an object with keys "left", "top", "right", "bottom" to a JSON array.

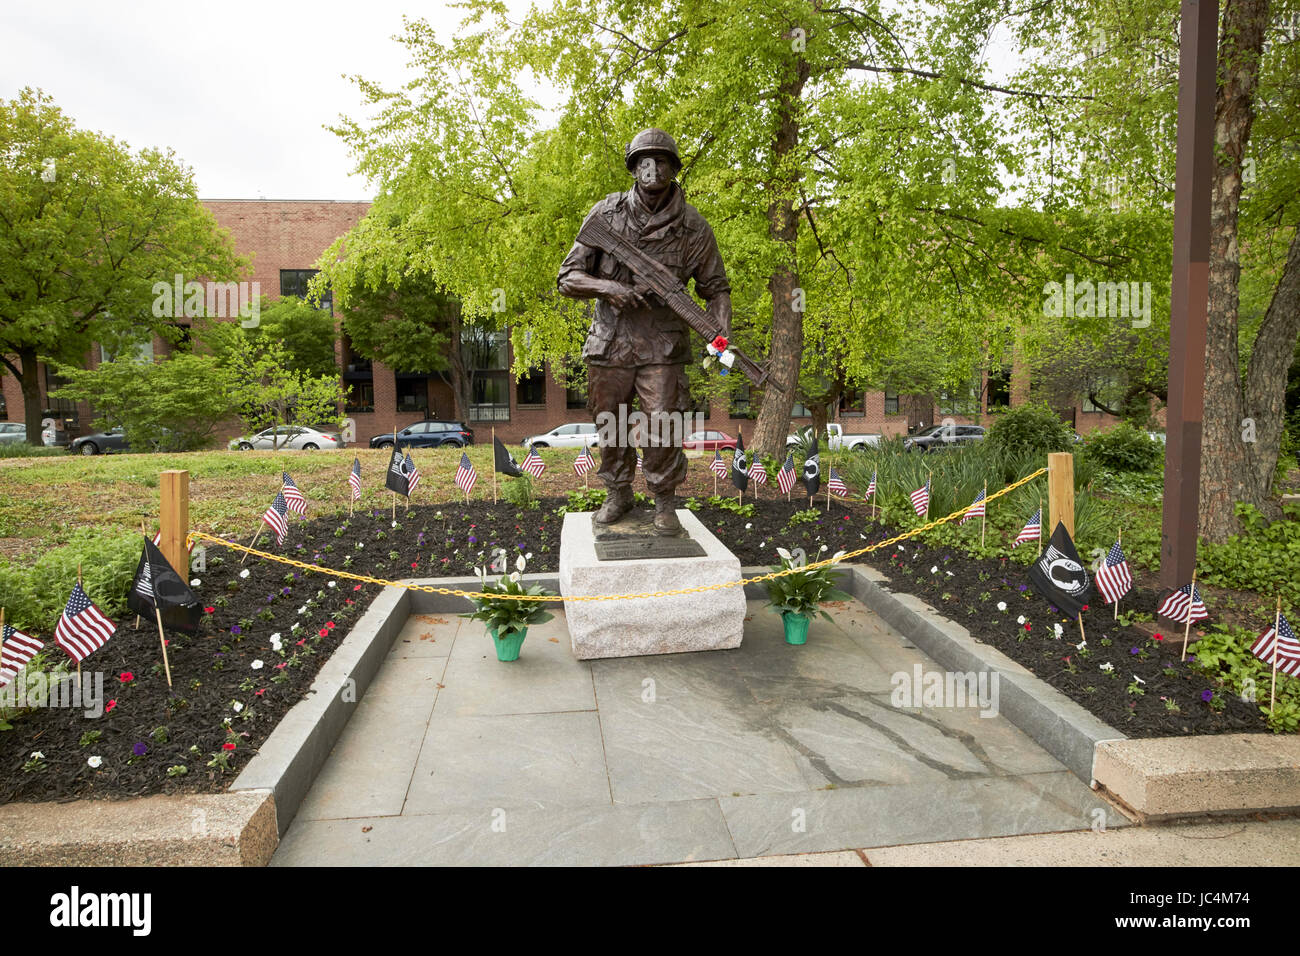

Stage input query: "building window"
[
  {"left": 471, "top": 373, "right": 510, "bottom": 421},
  {"left": 729, "top": 383, "right": 757, "bottom": 419},
  {"left": 100, "top": 339, "right": 154, "bottom": 364},
  {"left": 43, "top": 366, "right": 79, "bottom": 425},
  {"left": 884, "top": 389, "right": 900, "bottom": 415},
  {"left": 345, "top": 380, "right": 375, "bottom": 414},
  {"left": 939, "top": 378, "right": 981, "bottom": 416},
  {"left": 280, "top": 269, "right": 333, "bottom": 313},
  {"left": 396, "top": 376, "right": 429, "bottom": 413},
  {"left": 790, "top": 401, "right": 813, "bottom": 418},
  {"left": 839, "top": 388, "right": 864, "bottom": 417},
  {"left": 463, "top": 326, "right": 510, "bottom": 421},
  {"left": 516, "top": 368, "right": 546, "bottom": 407},
  {"left": 562, "top": 358, "right": 587, "bottom": 409},
  {"left": 988, "top": 366, "right": 1011, "bottom": 409}
]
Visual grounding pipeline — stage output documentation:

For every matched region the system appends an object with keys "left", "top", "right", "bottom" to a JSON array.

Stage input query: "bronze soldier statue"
[{"left": 557, "top": 128, "right": 732, "bottom": 534}]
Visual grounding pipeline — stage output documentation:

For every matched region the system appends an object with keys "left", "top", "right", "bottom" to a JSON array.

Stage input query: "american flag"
[
  {"left": 1094, "top": 540, "right": 1133, "bottom": 605},
  {"left": 349, "top": 457, "right": 362, "bottom": 501},
  {"left": 54, "top": 581, "right": 116, "bottom": 664},
  {"left": 910, "top": 478, "right": 930, "bottom": 517},
  {"left": 709, "top": 450, "right": 729, "bottom": 479},
  {"left": 748, "top": 458, "right": 768, "bottom": 485},
  {"left": 866, "top": 469, "right": 877, "bottom": 498},
  {"left": 828, "top": 468, "right": 848, "bottom": 497},
  {"left": 959, "top": 488, "right": 986, "bottom": 524},
  {"left": 521, "top": 445, "right": 546, "bottom": 478},
  {"left": 1, "top": 623, "right": 43, "bottom": 689},
  {"left": 403, "top": 451, "right": 421, "bottom": 495},
  {"left": 635, "top": 451, "right": 643, "bottom": 471},
  {"left": 574, "top": 447, "right": 596, "bottom": 476},
  {"left": 1157, "top": 581, "right": 1209, "bottom": 623},
  {"left": 263, "top": 491, "right": 290, "bottom": 546},
  {"left": 776, "top": 455, "right": 797, "bottom": 495},
  {"left": 1012, "top": 509, "right": 1042, "bottom": 548},
  {"left": 455, "top": 452, "right": 478, "bottom": 494},
  {"left": 1250, "top": 614, "right": 1300, "bottom": 677},
  {"left": 282, "top": 472, "right": 307, "bottom": 516}
]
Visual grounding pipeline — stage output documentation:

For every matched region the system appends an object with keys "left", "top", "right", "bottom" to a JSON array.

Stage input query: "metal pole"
[{"left": 1161, "top": 0, "right": 1217, "bottom": 609}]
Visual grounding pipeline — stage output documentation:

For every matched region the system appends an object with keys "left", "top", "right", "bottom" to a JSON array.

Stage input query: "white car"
[
  {"left": 230, "top": 426, "right": 343, "bottom": 451},
  {"left": 787, "top": 423, "right": 882, "bottom": 451},
  {"left": 521, "top": 422, "right": 599, "bottom": 449}
]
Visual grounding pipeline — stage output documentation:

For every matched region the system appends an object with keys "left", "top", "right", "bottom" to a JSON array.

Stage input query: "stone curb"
[
  {"left": 0, "top": 789, "right": 277, "bottom": 866},
  {"left": 838, "top": 563, "right": 1126, "bottom": 784}
]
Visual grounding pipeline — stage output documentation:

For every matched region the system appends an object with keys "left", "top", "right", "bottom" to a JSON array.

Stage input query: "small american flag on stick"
[
  {"left": 1157, "top": 581, "right": 1208, "bottom": 624},
  {"left": 521, "top": 445, "right": 546, "bottom": 478},
  {"left": 827, "top": 467, "right": 848, "bottom": 497},
  {"left": 404, "top": 451, "right": 421, "bottom": 495},
  {"left": 281, "top": 472, "right": 307, "bottom": 515},
  {"left": 54, "top": 582, "right": 116, "bottom": 664},
  {"left": 455, "top": 452, "right": 478, "bottom": 495},
  {"left": 349, "top": 458, "right": 362, "bottom": 501},
  {"left": 1250, "top": 613, "right": 1300, "bottom": 678},
  {"left": 1012, "top": 509, "right": 1041, "bottom": 548},
  {"left": 1, "top": 622, "right": 43, "bottom": 689},
  {"left": 573, "top": 447, "right": 596, "bottom": 477},
  {"left": 959, "top": 488, "right": 986, "bottom": 524},
  {"left": 747, "top": 458, "right": 768, "bottom": 485},
  {"left": 776, "top": 455, "right": 797, "bottom": 495},
  {"left": 910, "top": 478, "right": 930, "bottom": 517},
  {"left": 709, "top": 450, "right": 728, "bottom": 479},
  {"left": 1094, "top": 540, "right": 1133, "bottom": 605},
  {"left": 263, "top": 492, "right": 290, "bottom": 546}
]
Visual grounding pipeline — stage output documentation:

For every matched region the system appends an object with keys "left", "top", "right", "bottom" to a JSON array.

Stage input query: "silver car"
[
  {"left": 230, "top": 426, "right": 343, "bottom": 451},
  {"left": 521, "top": 422, "right": 599, "bottom": 448},
  {"left": 0, "top": 422, "right": 27, "bottom": 444}
]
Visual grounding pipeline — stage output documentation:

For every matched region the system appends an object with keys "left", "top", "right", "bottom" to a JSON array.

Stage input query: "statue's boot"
[
  {"left": 593, "top": 484, "right": 635, "bottom": 525},
  {"left": 653, "top": 495, "right": 682, "bottom": 535}
]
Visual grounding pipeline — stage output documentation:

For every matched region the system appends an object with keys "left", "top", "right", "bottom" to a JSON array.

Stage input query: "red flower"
[
  {"left": 298, "top": 638, "right": 308, "bottom": 646},
  {"left": 254, "top": 688, "right": 266, "bottom": 697},
  {"left": 1153, "top": 633, "right": 1164, "bottom": 641},
  {"left": 204, "top": 606, "right": 215, "bottom": 614},
  {"left": 1082, "top": 605, "right": 1090, "bottom": 611},
  {"left": 325, "top": 621, "right": 335, "bottom": 629},
  {"left": 119, "top": 671, "right": 134, "bottom": 683},
  {"left": 411, "top": 562, "right": 418, "bottom": 569},
  {"left": 711, "top": 335, "right": 728, "bottom": 351},
  {"left": 275, "top": 662, "right": 287, "bottom": 670},
  {"left": 353, "top": 585, "right": 362, "bottom": 592},
  {"left": 318, "top": 629, "right": 328, "bottom": 638},
  {"left": 1024, "top": 624, "right": 1032, "bottom": 631},
  {"left": 345, "top": 599, "right": 354, "bottom": 605},
  {"left": 105, "top": 699, "right": 117, "bottom": 713},
  {"left": 222, "top": 742, "right": 236, "bottom": 751},
  {"left": 163, "top": 639, "right": 169, "bottom": 646}
]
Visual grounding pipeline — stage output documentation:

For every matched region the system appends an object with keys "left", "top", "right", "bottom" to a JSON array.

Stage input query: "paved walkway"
[{"left": 272, "top": 600, "right": 1127, "bottom": 866}]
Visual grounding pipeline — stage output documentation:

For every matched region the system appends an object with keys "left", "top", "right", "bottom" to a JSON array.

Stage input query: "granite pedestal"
[{"left": 558, "top": 511, "right": 746, "bottom": 660}]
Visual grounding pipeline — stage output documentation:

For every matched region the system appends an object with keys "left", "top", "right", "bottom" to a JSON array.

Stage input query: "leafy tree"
[
  {"left": 0, "top": 88, "right": 245, "bottom": 443},
  {"left": 247, "top": 296, "right": 338, "bottom": 378},
  {"left": 224, "top": 337, "right": 346, "bottom": 448},
  {"left": 49, "top": 354, "right": 237, "bottom": 451},
  {"left": 984, "top": 401, "right": 1074, "bottom": 459}
]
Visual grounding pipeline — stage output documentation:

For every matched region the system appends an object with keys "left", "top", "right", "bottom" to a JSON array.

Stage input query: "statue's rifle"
[{"left": 577, "top": 217, "right": 783, "bottom": 391}]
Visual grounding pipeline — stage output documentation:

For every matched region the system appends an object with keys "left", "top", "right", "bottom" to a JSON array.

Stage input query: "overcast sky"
[{"left": 2, "top": 1, "right": 1022, "bottom": 202}]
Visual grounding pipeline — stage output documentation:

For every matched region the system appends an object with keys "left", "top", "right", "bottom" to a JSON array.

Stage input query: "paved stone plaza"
[{"left": 272, "top": 601, "right": 1127, "bottom": 866}]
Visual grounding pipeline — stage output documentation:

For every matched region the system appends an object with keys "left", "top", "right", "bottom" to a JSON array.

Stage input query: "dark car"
[
  {"left": 904, "top": 424, "right": 986, "bottom": 452},
  {"left": 70, "top": 427, "right": 131, "bottom": 455},
  {"left": 369, "top": 420, "right": 475, "bottom": 449}
]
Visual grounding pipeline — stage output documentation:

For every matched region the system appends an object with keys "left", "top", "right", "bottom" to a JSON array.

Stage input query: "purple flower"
[
  {"left": 1016, "top": 584, "right": 1027, "bottom": 592},
  {"left": 1129, "top": 646, "right": 1139, "bottom": 655},
  {"left": 133, "top": 742, "right": 147, "bottom": 756},
  {"left": 266, "top": 595, "right": 274, "bottom": 603},
  {"left": 468, "top": 536, "right": 478, "bottom": 544},
  {"left": 231, "top": 625, "right": 242, "bottom": 635},
  {"left": 1201, "top": 689, "right": 1214, "bottom": 703},
  {"left": 282, "top": 587, "right": 291, "bottom": 595}
]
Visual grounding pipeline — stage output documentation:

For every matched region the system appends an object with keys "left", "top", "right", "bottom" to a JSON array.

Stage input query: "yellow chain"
[{"left": 188, "top": 468, "right": 1046, "bottom": 603}]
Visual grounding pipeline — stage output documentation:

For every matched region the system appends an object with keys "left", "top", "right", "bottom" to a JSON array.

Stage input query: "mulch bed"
[{"left": 0, "top": 491, "right": 1267, "bottom": 804}]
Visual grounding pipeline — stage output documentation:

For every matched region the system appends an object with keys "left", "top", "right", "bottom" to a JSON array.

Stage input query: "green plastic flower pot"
[
  {"left": 489, "top": 625, "right": 527, "bottom": 662},
  {"left": 782, "top": 612, "right": 812, "bottom": 645}
]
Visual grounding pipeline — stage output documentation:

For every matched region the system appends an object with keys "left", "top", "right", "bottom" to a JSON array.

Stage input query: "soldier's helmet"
[{"left": 625, "top": 128, "right": 682, "bottom": 173}]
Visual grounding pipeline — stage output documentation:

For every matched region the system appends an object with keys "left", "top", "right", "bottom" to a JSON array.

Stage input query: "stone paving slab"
[{"left": 272, "top": 798, "right": 737, "bottom": 866}]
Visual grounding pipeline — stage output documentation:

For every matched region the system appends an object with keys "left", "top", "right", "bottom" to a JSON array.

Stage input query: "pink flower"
[
  {"left": 119, "top": 672, "right": 134, "bottom": 683},
  {"left": 105, "top": 699, "right": 117, "bottom": 713},
  {"left": 223, "top": 742, "right": 236, "bottom": 751}
]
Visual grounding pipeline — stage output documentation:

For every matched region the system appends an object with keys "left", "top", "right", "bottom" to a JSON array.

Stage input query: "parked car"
[
  {"left": 904, "top": 424, "right": 986, "bottom": 452},
  {"left": 0, "top": 423, "right": 27, "bottom": 444},
  {"left": 681, "top": 430, "right": 737, "bottom": 452},
  {"left": 231, "top": 426, "right": 344, "bottom": 451},
  {"left": 521, "top": 422, "right": 599, "bottom": 449},
  {"left": 70, "top": 427, "right": 131, "bottom": 455},
  {"left": 368, "top": 420, "right": 474, "bottom": 450},
  {"left": 786, "top": 423, "right": 882, "bottom": 452}
]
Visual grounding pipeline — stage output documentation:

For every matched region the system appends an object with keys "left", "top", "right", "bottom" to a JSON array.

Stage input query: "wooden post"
[
  {"left": 154, "top": 606, "right": 173, "bottom": 688},
  {"left": 159, "top": 470, "right": 190, "bottom": 578},
  {"left": 1047, "top": 453, "right": 1074, "bottom": 539}
]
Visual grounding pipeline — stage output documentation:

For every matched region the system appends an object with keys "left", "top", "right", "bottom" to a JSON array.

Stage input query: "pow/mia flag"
[
  {"left": 127, "top": 537, "right": 201, "bottom": 633},
  {"left": 1028, "top": 522, "right": 1093, "bottom": 620},
  {"left": 494, "top": 435, "right": 525, "bottom": 478},
  {"left": 731, "top": 429, "right": 749, "bottom": 492},
  {"left": 385, "top": 446, "right": 411, "bottom": 496},
  {"left": 802, "top": 434, "right": 821, "bottom": 497}
]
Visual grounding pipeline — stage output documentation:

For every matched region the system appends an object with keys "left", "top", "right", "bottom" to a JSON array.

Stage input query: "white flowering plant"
[
  {"left": 764, "top": 547, "right": 852, "bottom": 619},
  {"left": 460, "top": 554, "right": 555, "bottom": 638}
]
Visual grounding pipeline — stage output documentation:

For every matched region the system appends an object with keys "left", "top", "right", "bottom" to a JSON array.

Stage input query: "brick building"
[{"left": 0, "top": 198, "right": 1145, "bottom": 445}]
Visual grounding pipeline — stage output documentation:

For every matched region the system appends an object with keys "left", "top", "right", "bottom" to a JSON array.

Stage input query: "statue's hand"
[{"left": 602, "top": 281, "right": 649, "bottom": 311}]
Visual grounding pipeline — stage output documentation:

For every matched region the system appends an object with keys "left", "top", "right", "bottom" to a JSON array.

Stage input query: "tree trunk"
[
  {"left": 1200, "top": 0, "right": 1272, "bottom": 543},
  {"left": 750, "top": 34, "right": 810, "bottom": 459},
  {"left": 19, "top": 348, "right": 43, "bottom": 445}
]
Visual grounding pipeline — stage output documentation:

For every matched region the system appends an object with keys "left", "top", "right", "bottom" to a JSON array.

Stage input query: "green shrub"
[
  {"left": 1084, "top": 421, "right": 1162, "bottom": 472},
  {"left": 501, "top": 473, "right": 535, "bottom": 508},
  {"left": 983, "top": 402, "right": 1074, "bottom": 459},
  {"left": 1198, "top": 502, "right": 1300, "bottom": 607},
  {"left": 0, "top": 528, "right": 141, "bottom": 632},
  {"left": 0, "top": 443, "right": 65, "bottom": 459}
]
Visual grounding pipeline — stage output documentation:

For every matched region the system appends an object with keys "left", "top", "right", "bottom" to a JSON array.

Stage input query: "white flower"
[
  {"left": 251, "top": 660, "right": 264, "bottom": 670},
  {"left": 87, "top": 756, "right": 103, "bottom": 769},
  {"left": 945, "top": 571, "right": 954, "bottom": 577},
  {"left": 232, "top": 701, "right": 244, "bottom": 712},
  {"left": 510, "top": 571, "right": 521, "bottom": 583},
  {"left": 1053, "top": 623, "right": 1064, "bottom": 638},
  {"left": 391, "top": 521, "right": 397, "bottom": 528},
  {"left": 239, "top": 569, "right": 250, "bottom": 579},
  {"left": 222, "top": 717, "right": 233, "bottom": 726},
  {"left": 897, "top": 545, "right": 905, "bottom": 551},
  {"left": 832, "top": 550, "right": 846, "bottom": 562},
  {"left": 290, "top": 622, "right": 301, "bottom": 632},
  {"left": 327, "top": 581, "right": 336, "bottom": 588},
  {"left": 1076, "top": 640, "right": 1087, "bottom": 651},
  {"left": 191, "top": 578, "right": 201, "bottom": 587},
  {"left": 745, "top": 523, "right": 752, "bottom": 530},
  {"left": 1133, "top": 675, "right": 1145, "bottom": 685},
  {"left": 1100, "top": 662, "right": 1114, "bottom": 672},
  {"left": 525, "top": 552, "right": 533, "bottom": 560},
  {"left": 1017, "top": 615, "right": 1026, "bottom": 625},
  {"left": 435, "top": 511, "right": 442, "bottom": 518},
  {"left": 269, "top": 632, "right": 281, "bottom": 642},
  {"left": 516, "top": 554, "right": 526, "bottom": 572},
  {"left": 777, "top": 547, "right": 792, "bottom": 561},
  {"left": 997, "top": 601, "right": 1007, "bottom": 611},
  {"left": 930, "top": 565, "right": 938, "bottom": 574},
  {"left": 30, "top": 751, "right": 44, "bottom": 760},
  {"left": 357, "top": 542, "right": 364, "bottom": 549}
]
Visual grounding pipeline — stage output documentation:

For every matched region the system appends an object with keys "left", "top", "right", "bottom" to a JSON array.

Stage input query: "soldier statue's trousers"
[{"left": 586, "top": 362, "right": 691, "bottom": 497}]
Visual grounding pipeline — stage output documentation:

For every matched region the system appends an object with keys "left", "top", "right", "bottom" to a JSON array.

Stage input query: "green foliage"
[
  {"left": 501, "top": 474, "right": 538, "bottom": 508},
  {"left": 785, "top": 508, "right": 821, "bottom": 528},
  {"left": 245, "top": 296, "right": 339, "bottom": 378},
  {"left": 1190, "top": 622, "right": 1300, "bottom": 733},
  {"left": 708, "top": 495, "right": 756, "bottom": 518},
  {"left": 1084, "top": 422, "right": 1162, "bottom": 472},
  {"left": 459, "top": 558, "right": 556, "bottom": 637},
  {"left": 221, "top": 335, "right": 346, "bottom": 441},
  {"left": 51, "top": 353, "right": 236, "bottom": 452},
  {"left": 0, "top": 528, "right": 141, "bottom": 631},
  {"left": 0, "top": 443, "right": 64, "bottom": 459},
  {"left": 557, "top": 487, "right": 606, "bottom": 513},
  {"left": 1198, "top": 503, "right": 1300, "bottom": 608},
  {"left": 764, "top": 548, "right": 852, "bottom": 620},
  {"left": 983, "top": 402, "right": 1074, "bottom": 459}
]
